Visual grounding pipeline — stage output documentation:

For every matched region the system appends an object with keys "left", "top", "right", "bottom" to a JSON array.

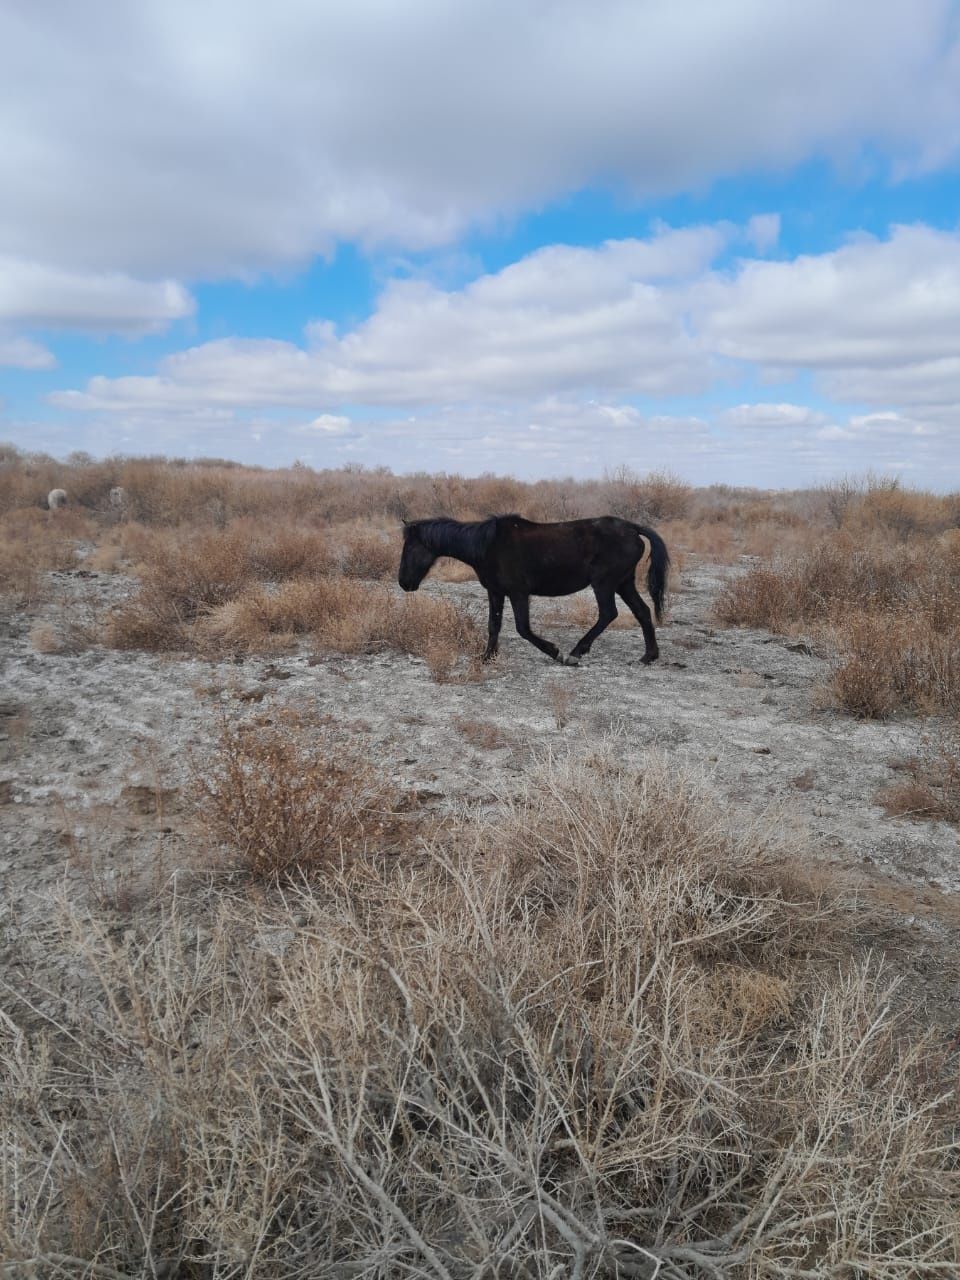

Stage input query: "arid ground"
[
  {"left": 5, "top": 558, "right": 960, "bottom": 971},
  {"left": 2, "top": 456, "right": 959, "bottom": 1278}
]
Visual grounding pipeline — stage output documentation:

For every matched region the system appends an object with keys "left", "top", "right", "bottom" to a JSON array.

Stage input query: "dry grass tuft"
[
  {"left": 196, "top": 576, "right": 484, "bottom": 680},
  {"left": 605, "top": 465, "right": 693, "bottom": 521},
  {"left": 830, "top": 613, "right": 960, "bottom": 718},
  {"left": 2, "top": 748, "right": 956, "bottom": 1277},
  {"left": 28, "top": 622, "right": 60, "bottom": 653},
  {"left": 193, "top": 716, "right": 411, "bottom": 878},
  {"left": 0, "top": 508, "right": 84, "bottom": 601},
  {"left": 335, "top": 523, "right": 398, "bottom": 579},
  {"left": 717, "top": 535, "right": 960, "bottom": 716},
  {"left": 877, "top": 731, "right": 960, "bottom": 824},
  {"left": 547, "top": 678, "right": 576, "bottom": 729},
  {"left": 455, "top": 717, "right": 511, "bottom": 749}
]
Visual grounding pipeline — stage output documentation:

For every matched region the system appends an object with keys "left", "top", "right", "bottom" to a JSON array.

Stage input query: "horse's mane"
[{"left": 406, "top": 514, "right": 520, "bottom": 560}]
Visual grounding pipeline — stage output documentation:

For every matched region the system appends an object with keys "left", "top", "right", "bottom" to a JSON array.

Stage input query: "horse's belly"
[{"left": 533, "top": 569, "right": 592, "bottom": 596}]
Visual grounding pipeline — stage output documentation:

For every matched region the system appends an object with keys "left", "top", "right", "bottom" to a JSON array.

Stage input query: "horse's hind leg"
[
  {"left": 569, "top": 585, "right": 618, "bottom": 661},
  {"left": 509, "top": 593, "right": 561, "bottom": 662},
  {"left": 483, "top": 590, "right": 505, "bottom": 661},
  {"left": 617, "top": 576, "right": 659, "bottom": 663}
]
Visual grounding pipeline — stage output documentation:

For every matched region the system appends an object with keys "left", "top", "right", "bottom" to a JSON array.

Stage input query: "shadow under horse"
[{"left": 398, "top": 514, "right": 669, "bottom": 665}]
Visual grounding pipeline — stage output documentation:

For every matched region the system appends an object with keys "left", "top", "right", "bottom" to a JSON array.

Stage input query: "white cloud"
[
  {"left": 50, "top": 226, "right": 726, "bottom": 412},
  {"left": 1, "top": 2, "right": 958, "bottom": 276},
  {"left": 0, "top": 258, "right": 193, "bottom": 334},
  {"left": 0, "top": 335, "right": 56, "bottom": 370},
  {"left": 14, "top": 392, "right": 960, "bottom": 489},
  {"left": 38, "top": 220, "right": 960, "bottom": 489},
  {"left": 306, "top": 414, "right": 352, "bottom": 435},
  {"left": 719, "top": 403, "right": 827, "bottom": 429},
  {"left": 55, "top": 221, "right": 960, "bottom": 423},
  {"left": 695, "top": 224, "right": 960, "bottom": 378}
]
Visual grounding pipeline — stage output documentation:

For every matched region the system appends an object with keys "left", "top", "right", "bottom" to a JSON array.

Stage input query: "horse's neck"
[{"left": 437, "top": 520, "right": 486, "bottom": 568}]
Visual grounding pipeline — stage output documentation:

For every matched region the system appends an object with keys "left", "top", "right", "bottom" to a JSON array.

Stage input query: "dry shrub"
[
  {"left": 715, "top": 537, "right": 958, "bottom": 633},
  {"left": 322, "top": 586, "right": 484, "bottom": 682},
  {"left": 103, "top": 520, "right": 400, "bottom": 652},
  {"left": 194, "top": 717, "right": 407, "bottom": 878},
  {"left": 718, "top": 534, "right": 960, "bottom": 716},
  {"left": 430, "top": 556, "right": 476, "bottom": 582},
  {"left": 135, "top": 526, "right": 258, "bottom": 610},
  {"left": 103, "top": 591, "right": 186, "bottom": 651},
  {"left": 246, "top": 521, "right": 336, "bottom": 579},
  {"left": 636, "top": 468, "right": 694, "bottom": 520},
  {"left": 334, "top": 524, "right": 398, "bottom": 579},
  {"left": 198, "top": 577, "right": 483, "bottom": 681},
  {"left": 197, "top": 577, "right": 347, "bottom": 650},
  {"left": 3, "top": 749, "right": 957, "bottom": 1278},
  {"left": 714, "top": 563, "right": 798, "bottom": 630},
  {"left": 103, "top": 526, "right": 332, "bottom": 651},
  {"left": 1, "top": 451, "right": 957, "bottom": 609},
  {"left": 604, "top": 465, "right": 692, "bottom": 522},
  {"left": 847, "top": 479, "right": 958, "bottom": 540},
  {"left": 0, "top": 508, "right": 83, "bottom": 600},
  {"left": 832, "top": 613, "right": 960, "bottom": 718},
  {"left": 878, "top": 732, "right": 960, "bottom": 823},
  {"left": 83, "top": 536, "right": 125, "bottom": 573}
]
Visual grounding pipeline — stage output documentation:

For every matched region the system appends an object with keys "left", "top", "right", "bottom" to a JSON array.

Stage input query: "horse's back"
[{"left": 492, "top": 514, "right": 644, "bottom": 595}]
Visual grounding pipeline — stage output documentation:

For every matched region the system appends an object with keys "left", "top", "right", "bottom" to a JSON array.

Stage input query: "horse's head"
[{"left": 398, "top": 522, "right": 437, "bottom": 591}]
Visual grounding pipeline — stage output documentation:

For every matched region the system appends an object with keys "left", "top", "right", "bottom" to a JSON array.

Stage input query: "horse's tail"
[{"left": 634, "top": 524, "right": 670, "bottom": 623}]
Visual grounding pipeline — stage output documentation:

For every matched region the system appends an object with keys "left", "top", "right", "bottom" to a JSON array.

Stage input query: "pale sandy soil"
[{"left": 2, "top": 559, "right": 959, "bottom": 1028}]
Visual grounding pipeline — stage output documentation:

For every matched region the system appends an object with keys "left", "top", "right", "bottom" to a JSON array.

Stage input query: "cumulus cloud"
[
  {"left": 37, "top": 219, "right": 960, "bottom": 488},
  {"left": 50, "top": 226, "right": 727, "bottom": 412},
  {"left": 0, "top": 258, "right": 193, "bottom": 334},
  {"left": 695, "top": 225, "right": 960, "bottom": 369},
  {"left": 53, "top": 221, "right": 960, "bottom": 423},
  {"left": 695, "top": 224, "right": 960, "bottom": 406},
  {"left": 0, "top": 335, "right": 56, "bottom": 370},
  {"left": 1, "top": 1, "right": 958, "bottom": 275}
]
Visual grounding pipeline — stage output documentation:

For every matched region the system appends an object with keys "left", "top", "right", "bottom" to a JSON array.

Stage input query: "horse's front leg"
[
  {"left": 509, "top": 593, "right": 561, "bottom": 662},
  {"left": 483, "top": 590, "right": 505, "bottom": 661}
]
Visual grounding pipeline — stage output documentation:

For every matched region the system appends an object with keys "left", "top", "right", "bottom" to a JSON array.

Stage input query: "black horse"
[{"left": 399, "top": 514, "right": 669, "bottom": 665}]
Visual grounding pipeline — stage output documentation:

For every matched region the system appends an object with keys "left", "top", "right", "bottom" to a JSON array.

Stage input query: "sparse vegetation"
[
  {"left": 194, "top": 715, "right": 412, "bottom": 878},
  {"left": 715, "top": 521, "right": 960, "bottom": 717},
  {"left": 0, "top": 507, "right": 85, "bottom": 602},
  {"left": 5, "top": 448, "right": 960, "bottom": 1276},
  {"left": 878, "top": 731, "right": 960, "bottom": 824},
  {"left": 454, "top": 716, "right": 510, "bottom": 749},
  {"left": 4, "top": 749, "right": 958, "bottom": 1278}
]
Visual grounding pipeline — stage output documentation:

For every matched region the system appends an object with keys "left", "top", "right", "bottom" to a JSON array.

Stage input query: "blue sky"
[{"left": 3, "top": 0, "right": 960, "bottom": 488}]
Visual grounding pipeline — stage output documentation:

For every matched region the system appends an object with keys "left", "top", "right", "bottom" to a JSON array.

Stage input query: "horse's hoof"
[
  {"left": 640, "top": 652, "right": 660, "bottom": 665},
  {"left": 563, "top": 654, "right": 581, "bottom": 667}
]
